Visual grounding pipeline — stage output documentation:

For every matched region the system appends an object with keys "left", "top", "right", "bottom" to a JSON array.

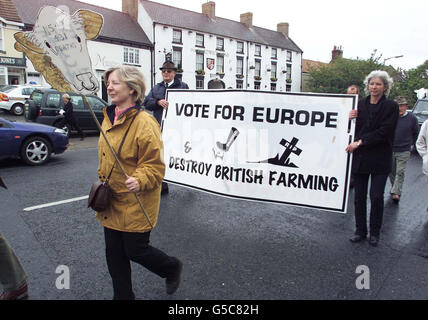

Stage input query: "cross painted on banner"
[{"left": 278, "top": 138, "right": 302, "bottom": 165}]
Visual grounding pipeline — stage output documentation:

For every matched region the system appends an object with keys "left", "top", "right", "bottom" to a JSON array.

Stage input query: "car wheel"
[
  {"left": 12, "top": 103, "right": 25, "bottom": 116},
  {"left": 20, "top": 136, "right": 52, "bottom": 166}
]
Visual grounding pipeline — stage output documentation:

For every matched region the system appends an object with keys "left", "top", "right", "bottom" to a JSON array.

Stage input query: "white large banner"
[{"left": 162, "top": 90, "right": 357, "bottom": 213}]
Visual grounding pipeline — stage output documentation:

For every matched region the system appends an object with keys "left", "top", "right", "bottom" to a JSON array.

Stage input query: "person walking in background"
[
  {"left": 347, "top": 84, "right": 359, "bottom": 96},
  {"left": 416, "top": 119, "right": 428, "bottom": 212},
  {"left": 416, "top": 119, "right": 428, "bottom": 176},
  {"left": 389, "top": 96, "right": 419, "bottom": 203},
  {"left": 97, "top": 66, "right": 182, "bottom": 300},
  {"left": 346, "top": 70, "right": 399, "bottom": 247},
  {"left": 0, "top": 177, "right": 28, "bottom": 300},
  {"left": 58, "top": 94, "right": 85, "bottom": 141},
  {"left": 143, "top": 61, "right": 189, "bottom": 195}
]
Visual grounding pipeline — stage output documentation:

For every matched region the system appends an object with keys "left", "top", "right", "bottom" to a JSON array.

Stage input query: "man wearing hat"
[
  {"left": 389, "top": 96, "right": 419, "bottom": 202},
  {"left": 144, "top": 61, "right": 189, "bottom": 194}
]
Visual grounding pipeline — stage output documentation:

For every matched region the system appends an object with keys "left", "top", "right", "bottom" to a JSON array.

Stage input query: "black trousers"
[
  {"left": 104, "top": 227, "right": 179, "bottom": 300},
  {"left": 353, "top": 173, "right": 389, "bottom": 237},
  {"left": 58, "top": 116, "right": 84, "bottom": 139}
]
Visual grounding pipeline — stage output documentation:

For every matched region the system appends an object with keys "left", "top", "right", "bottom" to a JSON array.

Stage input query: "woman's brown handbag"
[
  {"left": 88, "top": 180, "right": 112, "bottom": 212},
  {"left": 88, "top": 111, "right": 139, "bottom": 212}
]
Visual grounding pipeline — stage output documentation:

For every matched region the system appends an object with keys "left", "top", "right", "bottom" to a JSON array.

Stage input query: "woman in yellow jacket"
[{"left": 98, "top": 66, "right": 182, "bottom": 300}]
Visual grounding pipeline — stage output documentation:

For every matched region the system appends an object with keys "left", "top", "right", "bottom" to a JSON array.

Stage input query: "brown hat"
[
  {"left": 395, "top": 96, "right": 408, "bottom": 105},
  {"left": 160, "top": 61, "right": 177, "bottom": 71}
]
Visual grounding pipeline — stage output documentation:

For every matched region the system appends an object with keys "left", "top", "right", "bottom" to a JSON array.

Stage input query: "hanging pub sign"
[
  {"left": 162, "top": 90, "right": 357, "bottom": 213},
  {"left": 207, "top": 58, "right": 215, "bottom": 70}
]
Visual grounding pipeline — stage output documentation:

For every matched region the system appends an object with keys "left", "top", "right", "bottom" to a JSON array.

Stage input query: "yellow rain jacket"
[{"left": 96, "top": 105, "right": 165, "bottom": 233}]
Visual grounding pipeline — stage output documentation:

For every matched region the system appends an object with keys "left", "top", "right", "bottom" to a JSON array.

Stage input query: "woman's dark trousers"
[
  {"left": 353, "top": 173, "right": 389, "bottom": 237},
  {"left": 104, "top": 227, "right": 179, "bottom": 300}
]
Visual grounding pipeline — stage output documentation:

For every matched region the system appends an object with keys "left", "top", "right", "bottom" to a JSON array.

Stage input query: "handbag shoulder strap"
[{"left": 105, "top": 110, "right": 140, "bottom": 181}]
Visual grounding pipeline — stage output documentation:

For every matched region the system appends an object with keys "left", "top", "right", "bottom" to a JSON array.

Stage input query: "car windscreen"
[
  {"left": 1, "top": 86, "right": 18, "bottom": 93},
  {"left": 413, "top": 100, "right": 428, "bottom": 113}
]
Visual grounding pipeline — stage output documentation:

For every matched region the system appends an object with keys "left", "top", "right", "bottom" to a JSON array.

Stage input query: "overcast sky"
[{"left": 80, "top": 0, "right": 428, "bottom": 71}]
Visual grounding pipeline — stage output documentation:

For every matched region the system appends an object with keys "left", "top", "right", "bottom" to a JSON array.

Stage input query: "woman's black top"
[{"left": 352, "top": 95, "right": 399, "bottom": 174}]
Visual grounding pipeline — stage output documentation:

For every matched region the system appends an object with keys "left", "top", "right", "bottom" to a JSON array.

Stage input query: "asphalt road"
[{"left": 1, "top": 129, "right": 428, "bottom": 301}]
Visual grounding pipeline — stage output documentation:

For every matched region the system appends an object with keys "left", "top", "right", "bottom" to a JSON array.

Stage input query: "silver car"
[{"left": 0, "top": 85, "right": 48, "bottom": 116}]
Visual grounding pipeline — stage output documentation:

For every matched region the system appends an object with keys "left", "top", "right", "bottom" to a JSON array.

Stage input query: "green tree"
[
  {"left": 307, "top": 50, "right": 401, "bottom": 99},
  {"left": 392, "top": 60, "right": 428, "bottom": 106}
]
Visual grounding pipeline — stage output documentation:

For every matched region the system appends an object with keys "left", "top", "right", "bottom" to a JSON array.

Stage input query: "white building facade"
[
  {"left": 12, "top": 0, "right": 154, "bottom": 100},
  {"left": 125, "top": 0, "right": 302, "bottom": 92}
]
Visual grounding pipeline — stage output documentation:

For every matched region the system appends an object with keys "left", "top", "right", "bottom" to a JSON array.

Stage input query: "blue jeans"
[{"left": 0, "top": 233, "right": 27, "bottom": 292}]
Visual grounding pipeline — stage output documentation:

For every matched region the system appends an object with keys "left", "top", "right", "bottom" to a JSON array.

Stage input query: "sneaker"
[
  {"left": 0, "top": 282, "right": 28, "bottom": 300},
  {"left": 166, "top": 259, "right": 183, "bottom": 295}
]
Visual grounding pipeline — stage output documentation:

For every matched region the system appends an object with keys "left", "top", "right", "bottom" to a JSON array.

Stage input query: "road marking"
[{"left": 23, "top": 196, "right": 89, "bottom": 212}]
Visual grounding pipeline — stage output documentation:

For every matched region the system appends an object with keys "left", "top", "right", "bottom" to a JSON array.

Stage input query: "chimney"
[
  {"left": 277, "top": 23, "right": 289, "bottom": 37},
  {"left": 122, "top": 0, "right": 138, "bottom": 21},
  {"left": 202, "top": 1, "right": 216, "bottom": 19},
  {"left": 240, "top": 12, "right": 253, "bottom": 28},
  {"left": 331, "top": 45, "right": 343, "bottom": 61}
]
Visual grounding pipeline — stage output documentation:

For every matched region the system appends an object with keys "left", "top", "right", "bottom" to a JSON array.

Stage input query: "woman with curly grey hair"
[{"left": 346, "top": 70, "right": 399, "bottom": 247}]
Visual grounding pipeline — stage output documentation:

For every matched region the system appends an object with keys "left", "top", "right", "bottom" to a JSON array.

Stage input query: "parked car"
[
  {"left": 0, "top": 84, "right": 48, "bottom": 116},
  {"left": 411, "top": 97, "right": 428, "bottom": 129},
  {"left": 0, "top": 117, "right": 68, "bottom": 165},
  {"left": 0, "top": 85, "right": 17, "bottom": 92},
  {"left": 25, "top": 88, "right": 107, "bottom": 136}
]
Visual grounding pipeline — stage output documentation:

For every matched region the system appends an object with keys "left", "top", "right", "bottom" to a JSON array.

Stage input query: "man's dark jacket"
[
  {"left": 352, "top": 95, "right": 399, "bottom": 174},
  {"left": 143, "top": 78, "right": 189, "bottom": 124}
]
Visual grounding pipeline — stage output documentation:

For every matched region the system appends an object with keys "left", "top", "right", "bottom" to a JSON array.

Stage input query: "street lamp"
[{"left": 383, "top": 55, "right": 404, "bottom": 64}]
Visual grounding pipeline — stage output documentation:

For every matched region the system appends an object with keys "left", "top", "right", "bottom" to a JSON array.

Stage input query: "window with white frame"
[
  {"left": 287, "top": 50, "right": 292, "bottom": 62},
  {"left": 286, "top": 64, "right": 292, "bottom": 80},
  {"left": 271, "top": 62, "right": 277, "bottom": 79},
  {"left": 254, "top": 82, "right": 260, "bottom": 90},
  {"left": 196, "top": 76, "right": 204, "bottom": 89},
  {"left": 255, "top": 44, "right": 261, "bottom": 57},
  {"left": 196, "top": 33, "right": 204, "bottom": 47},
  {"left": 216, "top": 55, "right": 224, "bottom": 73},
  {"left": 237, "top": 41, "right": 244, "bottom": 54},
  {"left": 0, "top": 24, "right": 4, "bottom": 52},
  {"left": 271, "top": 48, "right": 277, "bottom": 59},
  {"left": 216, "top": 37, "right": 224, "bottom": 51},
  {"left": 236, "top": 56, "right": 244, "bottom": 75},
  {"left": 173, "top": 29, "right": 182, "bottom": 44},
  {"left": 173, "top": 47, "right": 182, "bottom": 69},
  {"left": 123, "top": 47, "right": 140, "bottom": 65},
  {"left": 196, "top": 52, "right": 204, "bottom": 71},
  {"left": 255, "top": 59, "right": 261, "bottom": 77}
]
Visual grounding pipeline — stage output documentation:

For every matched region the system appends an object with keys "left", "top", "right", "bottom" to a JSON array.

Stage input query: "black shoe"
[
  {"left": 369, "top": 235, "right": 379, "bottom": 247},
  {"left": 166, "top": 259, "right": 183, "bottom": 295},
  {"left": 349, "top": 234, "right": 366, "bottom": 243},
  {"left": 161, "top": 182, "right": 169, "bottom": 195}
]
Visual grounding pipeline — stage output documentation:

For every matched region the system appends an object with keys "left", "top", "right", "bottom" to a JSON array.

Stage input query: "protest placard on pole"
[{"left": 162, "top": 90, "right": 357, "bottom": 213}]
